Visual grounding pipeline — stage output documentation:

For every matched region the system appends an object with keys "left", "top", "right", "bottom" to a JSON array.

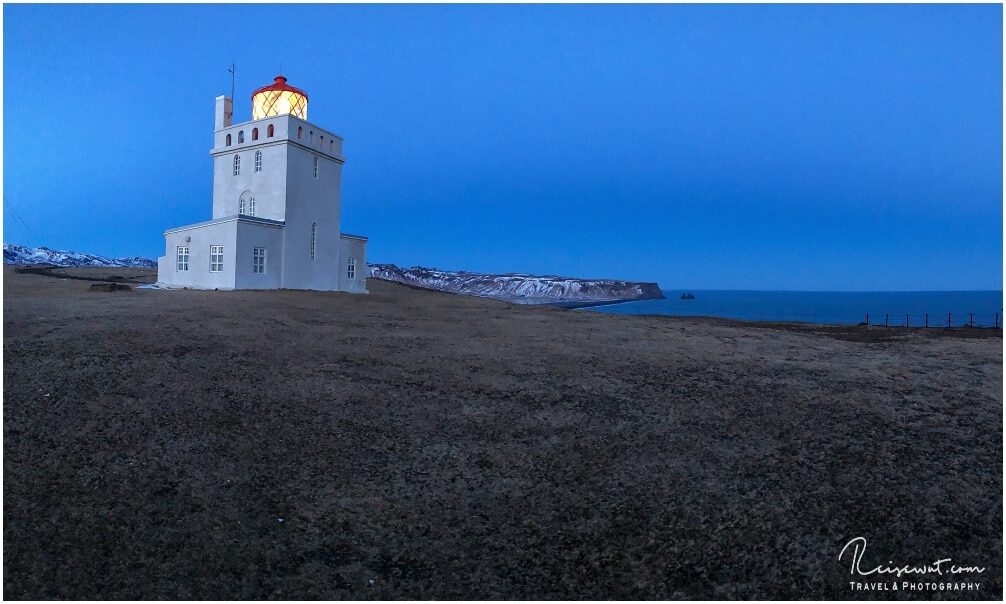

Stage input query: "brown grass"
[{"left": 3, "top": 266, "right": 1001, "bottom": 599}]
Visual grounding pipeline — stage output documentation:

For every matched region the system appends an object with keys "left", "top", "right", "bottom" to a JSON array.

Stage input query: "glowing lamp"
[{"left": 251, "top": 75, "right": 308, "bottom": 120}]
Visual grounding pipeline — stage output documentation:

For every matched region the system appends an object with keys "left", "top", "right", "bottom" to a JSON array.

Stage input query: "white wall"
[
  {"left": 212, "top": 142, "right": 290, "bottom": 222},
  {"left": 339, "top": 235, "right": 369, "bottom": 293},
  {"left": 280, "top": 141, "right": 344, "bottom": 290},
  {"left": 234, "top": 221, "right": 285, "bottom": 289},
  {"left": 158, "top": 220, "right": 239, "bottom": 289}
]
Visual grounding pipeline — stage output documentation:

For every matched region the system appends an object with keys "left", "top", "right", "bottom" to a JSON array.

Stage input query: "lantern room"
[{"left": 251, "top": 75, "right": 308, "bottom": 121}]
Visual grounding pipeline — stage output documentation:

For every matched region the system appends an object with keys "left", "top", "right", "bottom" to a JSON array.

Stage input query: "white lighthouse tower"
[{"left": 156, "top": 75, "right": 368, "bottom": 292}]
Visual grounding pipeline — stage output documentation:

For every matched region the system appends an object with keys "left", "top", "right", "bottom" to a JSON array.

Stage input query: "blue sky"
[{"left": 4, "top": 4, "right": 1002, "bottom": 290}]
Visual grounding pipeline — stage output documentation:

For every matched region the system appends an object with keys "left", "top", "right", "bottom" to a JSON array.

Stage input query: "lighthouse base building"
[{"left": 157, "top": 75, "right": 368, "bottom": 292}]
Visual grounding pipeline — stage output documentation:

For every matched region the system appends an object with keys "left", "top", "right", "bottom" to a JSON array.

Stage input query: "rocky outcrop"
[{"left": 368, "top": 263, "right": 665, "bottom": 306}]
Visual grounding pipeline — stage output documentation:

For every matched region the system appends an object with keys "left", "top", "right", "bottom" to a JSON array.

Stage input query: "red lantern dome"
[{"left": 251, "top": 75, "right": 309, "bottom": 120}]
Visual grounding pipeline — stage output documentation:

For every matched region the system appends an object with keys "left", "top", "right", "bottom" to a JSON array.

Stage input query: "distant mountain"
[
  {"left": 368, "top": 263, "right": 665, "bottom": 306},
  {"left": 2, "top": 244, "right": 663, "bottom": 305},
  {"left": 3, "top": 244, "right": 156, "bottom": 268}
]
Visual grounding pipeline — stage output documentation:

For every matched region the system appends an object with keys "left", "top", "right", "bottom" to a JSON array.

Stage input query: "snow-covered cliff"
[{"left": 368, "top": 264, "right": 665, "bottom": 305}]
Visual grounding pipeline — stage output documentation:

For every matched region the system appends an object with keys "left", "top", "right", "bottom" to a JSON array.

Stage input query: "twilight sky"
[{"left": 3, "top": 4, "right": 1002, "bottom": 290}]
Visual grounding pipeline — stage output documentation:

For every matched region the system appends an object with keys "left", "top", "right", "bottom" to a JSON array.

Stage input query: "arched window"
[
  {"left": 267, "top": 124, "right": 274, "bottom": 137},
  {"left": 329, "top": 140, "right": 334, "bottom": 152},
  {"left": 238, "top": 131, "right": 245, "bottom": 143},
  {"left": 226, "top": 133, "right": 232, "bottom": 146},
  {"left": 313, "top": 156, "right": 319, "bottom": 178},
  {"left": 309, "top": 131, "right": 314, "bottom": 143},
  {"left": 233, "top": 154, "right": 241, "bottom": 176},
  {"left": 297, "top": 126, "right": 303, "bottom": 139},
  {"left": 310, "top": 223, "right": 317, "bottom": 260},
  {"left": 320, "top": 135, "right": 324, "bottom": 148},
  {"left": 254, "top": 150, "right": 262, "bottom": 172},
  {"left": 252, "top": 128, "right": 259, "bottom": 141},
  {"left": 239, "top": 191, "right": 255, "bottom": 216}
]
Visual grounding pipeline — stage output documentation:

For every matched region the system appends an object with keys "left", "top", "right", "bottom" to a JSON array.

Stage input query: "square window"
[
  {"left": 210, "top": 245, "right": 224, "bottom": 272},
  {"left": 176, "top": 246, "right": 189, "bottom": 271},
  {"left": 253, "top": 247, "right": 266, "bottom": 274}
]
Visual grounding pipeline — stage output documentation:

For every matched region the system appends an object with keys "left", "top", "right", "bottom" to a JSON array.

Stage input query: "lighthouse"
[{"left": 157, "top": 75, "right": 368, "bottom": 292}]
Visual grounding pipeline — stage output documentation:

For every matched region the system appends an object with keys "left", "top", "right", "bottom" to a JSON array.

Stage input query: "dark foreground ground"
[{"left": 4, "top": 267, "right": 1002, "bottom": 599}]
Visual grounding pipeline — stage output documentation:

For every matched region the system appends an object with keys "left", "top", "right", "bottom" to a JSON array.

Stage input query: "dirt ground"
[{"left": 3, "top": 266, "right": 1001, "bottom": 599}]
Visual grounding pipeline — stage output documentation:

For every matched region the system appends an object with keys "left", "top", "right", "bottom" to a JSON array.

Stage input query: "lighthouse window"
[
  {"left": 254, "top": 150, "right": 262, "bottom": 172},
  {"left": 252, "top": 128, "right": 259, "bottom": 141},
  {"left": 253, "top": 247, "right": 266, "bottom": 274},
  {"left": 226, "top": 133, "right": 232, "bottom": 146},
  {"left": 176, "top": 246, "right": 189, "bottom": 271},
  {"left": 298, "top": 126, "right": 303, "bottom": 139},
  {"left": 329, "top": 140, "right": 334, "bottom": 152},
  {"left": 209, "top": 246, "right": 224, "bottom": 272},
  {"left": 309, "top": 131, "right": 314, "bottom": 143},
  {"left": 238, "top": 131, "right": 245, "bottom": 143},
  {"left": 320, "top": 135, "right": 324, "bottom": 148},
  {"left": 267, "top": 124, "right": 274, "bottom": 137},
  {"left": 239, "top": 194, "right": 256, "bottom": 216},
  {"left": 347, "top": 257, "right": 356, "bottom": 280},
  {"left": 233, "top": 154, "right": 241, "bottom": 176},
  {"left": 310, "top": 223, "right": 317, "bottom": 260},
  {"left": 313, "top": 156, "right": 319, "bottom": 178}
]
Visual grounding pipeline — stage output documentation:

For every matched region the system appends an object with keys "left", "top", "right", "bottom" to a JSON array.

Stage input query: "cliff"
[{"left": 368, "top": 264, "right": 665, "bottom": 306}]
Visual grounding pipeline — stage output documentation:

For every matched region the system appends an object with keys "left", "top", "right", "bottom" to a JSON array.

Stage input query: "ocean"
[{"left": 587, "top": 290, "right": 1004, "bottom": 327}]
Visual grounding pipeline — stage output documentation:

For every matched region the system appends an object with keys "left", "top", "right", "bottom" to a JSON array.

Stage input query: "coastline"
[
  {"left": 588, "top": 289, "right": 1004, "bottom": 328},
  {"left": 542, "top": 297, "right": 640, "bottom": 310}
]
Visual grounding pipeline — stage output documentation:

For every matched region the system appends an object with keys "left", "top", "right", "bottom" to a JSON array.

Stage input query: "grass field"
[{"left": 3, "top": 266, "right": 1001, "bottom": 599}]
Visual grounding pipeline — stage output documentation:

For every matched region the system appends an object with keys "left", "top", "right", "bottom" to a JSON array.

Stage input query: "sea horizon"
[{"left": 588, "top": 289, "right": 1004, "bottom": 327}]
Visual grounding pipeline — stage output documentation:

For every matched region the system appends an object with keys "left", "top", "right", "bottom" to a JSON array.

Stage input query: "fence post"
[
  {"left": 885, "top": 313, "right": 888, "bottom": 327},
  {"left": 925, "top": 313, "right": 928, "bottom": 327},
  {"left": 865, "top": 312, "right": 869, "bottom": 325},
  {"left": 906, "top": 313, "right": 909, "bottom": 327},
  {"left": 996, "top": 313, "right": 999, "bottom": 329},
  {"left": 970, "top": 313, "right": 973, "bottom": 328},
  {"left": 948, "top": 312, "right": 951, "bottom": 328}
]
